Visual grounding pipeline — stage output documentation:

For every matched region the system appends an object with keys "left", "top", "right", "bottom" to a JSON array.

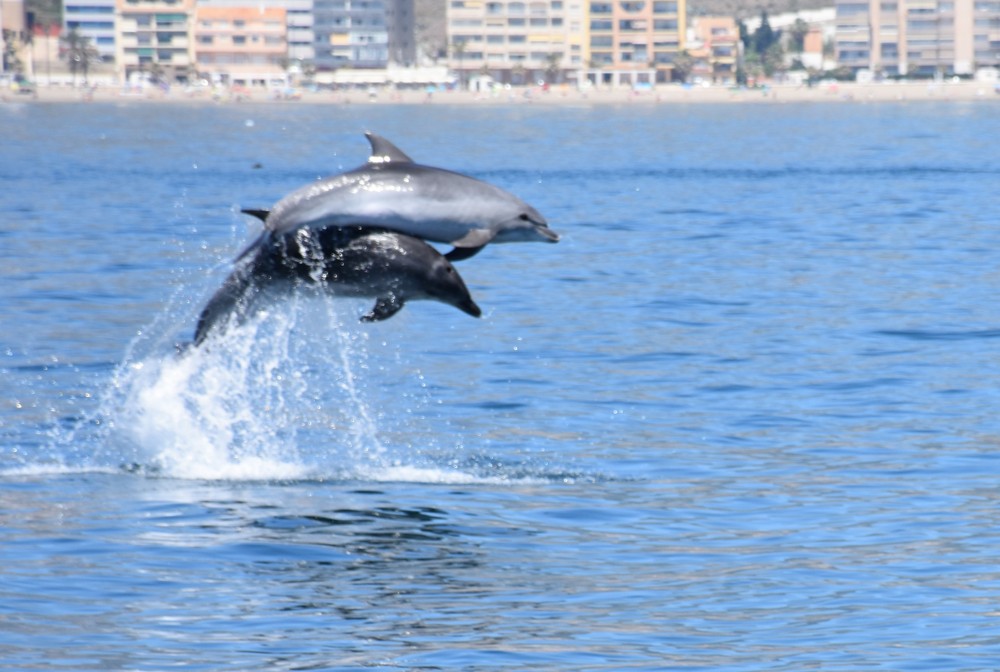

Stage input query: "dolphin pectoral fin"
[
  {"left": 452, "top": 228, "right": 495, "bottom": 249},
  {"left": 361, "top": 296, "right": 404, "bottom": 322},
  {"left": 365, "top": 132, "right": 415, "bottom": 165},
  {"left": 445, "top": 245, "right": 486, "bottom": 262},
  {"left": 241, "top": 208, "right": 270, "bottom": 222}
]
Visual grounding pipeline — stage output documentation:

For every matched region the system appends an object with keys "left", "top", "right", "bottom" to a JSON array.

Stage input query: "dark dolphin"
[
  {"left": 245, "top": 132, "right": 559, "bottom": 261},
  {"left": 193, "top": 226, "right": 481, "bottom": 345}
]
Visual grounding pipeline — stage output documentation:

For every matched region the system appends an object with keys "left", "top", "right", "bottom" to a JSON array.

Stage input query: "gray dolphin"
[
  {"left": 246, "top": 132, "right": 558, "bottom": 261},
  {"left": 193, "top": 226, "right": 481, "bottom": 345}
]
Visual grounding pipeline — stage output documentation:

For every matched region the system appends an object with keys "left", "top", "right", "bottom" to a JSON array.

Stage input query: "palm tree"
[
  {"left": 61, "top": 28, "right": 99, "bottom": 86},
  {"left": 671, "top": 49, "right": 694, "bottom": 83},
  {"left": 451, "top": 39, "right": 467, "bottom": 88},
  {"left": 544, "top": 52, "right": 562, "bottom": 84}
]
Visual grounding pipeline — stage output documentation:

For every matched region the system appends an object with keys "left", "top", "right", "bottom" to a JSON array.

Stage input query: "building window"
[{"left": 620, "top": 19, "right": 647, "bottom": 30}]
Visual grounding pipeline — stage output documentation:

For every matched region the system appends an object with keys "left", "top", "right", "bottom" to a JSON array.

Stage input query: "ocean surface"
[{"left": 2, "top": 98, "right": 1000, "bottom": 670}]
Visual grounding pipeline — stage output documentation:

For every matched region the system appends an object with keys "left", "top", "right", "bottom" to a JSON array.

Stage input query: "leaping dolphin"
[
  {"left": 244, "top": 132, "right": 559, "bottom": 261},
  {"left": 193, "top": 226, "right": 481, "bottom": 345}
]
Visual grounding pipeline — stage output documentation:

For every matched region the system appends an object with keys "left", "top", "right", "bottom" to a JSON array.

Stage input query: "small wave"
[
  {"left": 0, "top": 463, "right": 122, "bottom": 478},
  {"left": 479, "top": 165, "right": 1000, "bottom": 185},
  {"left": 875, "top": 328, "right": 1000, "bottom": 342},
  {"left": 353, "top": 464, "right": 551, "bottom": 485}
]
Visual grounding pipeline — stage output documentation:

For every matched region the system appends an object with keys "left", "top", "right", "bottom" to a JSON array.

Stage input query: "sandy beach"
[{"left": 6, "top": 78, "right": 1000, "bottom": 106}]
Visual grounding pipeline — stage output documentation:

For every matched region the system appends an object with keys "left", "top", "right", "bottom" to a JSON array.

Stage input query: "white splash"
[
  {"left": 110, "top": 310, "right": 313, "bottom": 480},
  {"left": 80, "top": 291, "right": 559, "bottom": 485}
]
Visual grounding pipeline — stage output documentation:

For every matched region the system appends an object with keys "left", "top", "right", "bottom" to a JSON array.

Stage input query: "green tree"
[
  {"left": 753, "top": 11, "right": 778, "bottom": 55},
  {"left": 544, "top": 52, "right": 562, "bottom": 84},
  {"left": 61, "top": 28, "right": 99, "bottom": 85},
  {"left": 762, "top": 41, "right": 786, "bottom": 77},
  {"left": 789, "top": 18, "right": 809, "bottom": 54},
  {"left": 451, "top": 39, "right": 467, "bottom": 87},
  {"left": 671, "top": 49, "right": 694, "bottom": 83},
  {"left": 736, "top": 10, "right": 786, "bottom": 81},
  {"left": 3, "top": 29, "right": 25, "bottom": 74}
]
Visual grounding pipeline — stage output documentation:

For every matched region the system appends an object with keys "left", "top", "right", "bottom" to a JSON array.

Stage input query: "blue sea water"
[{"left": 2, "top": 98, "right": 1000, "bottom": 670}]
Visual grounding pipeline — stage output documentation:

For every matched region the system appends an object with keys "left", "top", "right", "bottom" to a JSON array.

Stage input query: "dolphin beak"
[
  {"left": 539, "top": 226, "right": 560, "bottom": 243},
  {"left": 458, "top": 298, "right": 482, "bottom": 318}
]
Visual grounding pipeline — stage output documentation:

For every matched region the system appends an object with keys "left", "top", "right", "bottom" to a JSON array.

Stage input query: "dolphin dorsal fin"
[{"left": 365, "top": 132, "right": 414, "bottom": 165}]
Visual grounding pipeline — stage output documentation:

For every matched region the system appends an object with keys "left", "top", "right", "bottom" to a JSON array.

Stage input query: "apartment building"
[
  {"left": 688, "top": 15, "right": 738, "bottom": 83},
  {"left": 196, "top": 0, "right": 315, "bottom": 65},
  {"left": 312, "top": 0, "right": 415, "bottom": 70},
  {"left": 836, "top": 0, "right": 999, "bottom": 76},
  {"left": 584, "top": 0, "right": 687, "bottom": 85},
  {"left": 115, "top": 0, "right": 196, "bottom": 83},
  {"left": 64, "top": 0, "right": 117, "bottom": 61},
  {"left": 195, "top": 5, "right": 288, "bottom": 86},
  {"left": 446, "top": 0, "right": 587, "bottom": 85}
]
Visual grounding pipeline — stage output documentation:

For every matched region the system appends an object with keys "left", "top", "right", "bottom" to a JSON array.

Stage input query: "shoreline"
[{"left": 5, "top": 80, "right": 999, "bottom": 106}]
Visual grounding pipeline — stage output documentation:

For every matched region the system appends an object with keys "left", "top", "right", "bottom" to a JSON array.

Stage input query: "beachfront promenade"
[{"left": 6, "top": 79, "right": 1000, "bottom": 105}]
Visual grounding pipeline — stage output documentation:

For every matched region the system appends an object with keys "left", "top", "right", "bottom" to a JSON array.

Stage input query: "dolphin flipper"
[
  {"left": 361, "top": 296, "right": 404, "bottom": 322},
  {"left": 451, "top": 228, "right": 495, "bottom": 249},
  {"left": 445, "top": 245, "right": 486, "bottom": 262}
]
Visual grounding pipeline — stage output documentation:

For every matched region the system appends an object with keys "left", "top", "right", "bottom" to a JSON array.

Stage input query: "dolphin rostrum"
[
  {"left": 193, "top": 226, "right": 481, "bottom": 345},
  {"left": 246, "top": 132, "right": 559, "bottom": 261}
]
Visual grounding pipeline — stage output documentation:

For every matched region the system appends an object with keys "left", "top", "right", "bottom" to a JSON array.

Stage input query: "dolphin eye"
[{"left": 519, "top": 213, "right": 531, "bottom": 221}]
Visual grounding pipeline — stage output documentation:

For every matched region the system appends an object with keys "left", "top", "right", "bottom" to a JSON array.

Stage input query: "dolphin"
[
  {"left": 245, "top": 132, "right": 559, "bottom": 261},
  {"left": 193, "top": 226, "right": 481, "bottom": 345}
]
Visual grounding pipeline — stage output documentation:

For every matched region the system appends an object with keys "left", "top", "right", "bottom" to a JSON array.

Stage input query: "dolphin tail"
[{"left": 193, "top": 259, "right": 261, "bottom": 345}]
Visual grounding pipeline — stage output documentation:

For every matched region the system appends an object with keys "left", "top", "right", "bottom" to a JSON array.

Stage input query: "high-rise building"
[
  {"left": 115, "top": 0, "right": 196, "bottom": 83},
  {"left": 196, "top": 0, "right": 315, "bottom": 66},
  {"left": 835, "top": 0, "right": 999, "bottom": 77},
  {"left": 584, "top": 0, "right": 686, "bottom": 85},
  {"left": 312, "top": 0, "right": 415, "bottom": 70},
  {"left": 195, "top": 5, "right": 288, "bottom": 86},
  {"left": 446, "top": 0, "right": 588, "bottom": 86}
]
